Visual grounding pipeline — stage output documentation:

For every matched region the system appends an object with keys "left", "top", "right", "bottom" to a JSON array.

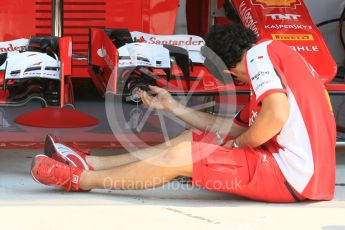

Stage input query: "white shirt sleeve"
[{"left": 246, "top": 41, "right": 286, "bottom": 102}]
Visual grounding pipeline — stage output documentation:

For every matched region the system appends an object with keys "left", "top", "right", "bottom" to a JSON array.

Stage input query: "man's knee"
[
  {"left": 162, "top": 141, "right": 193, "bottom": 175},
  {"left": 175, "top": 130, "right": 193, "bottom": 143},
  {"left": 167, "top": 141, "right": 191, "bottom": 157},
  {"left": 182, "top": 129, "right": 193, "bottom": 136}
]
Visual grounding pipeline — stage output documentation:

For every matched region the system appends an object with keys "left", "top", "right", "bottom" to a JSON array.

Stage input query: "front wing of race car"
[
  {"left": 88, "top": 28, "right": 245, "bottom": 104},
  {"left": 0, "top": 36, "right": 73, "bottom": 108}
]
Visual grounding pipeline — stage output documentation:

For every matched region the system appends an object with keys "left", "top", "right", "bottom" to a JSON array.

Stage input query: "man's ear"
[{"left": 224, "top": 69, "right": 235, "bottom": 75}]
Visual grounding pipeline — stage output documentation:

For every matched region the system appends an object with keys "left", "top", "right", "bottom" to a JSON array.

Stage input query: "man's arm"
[
  {"left": 172, "top": 102, "right": 247, "bottom": 137},
  {"left": 234, "top": 92, "right": 290, "bottom": 148},
  {"left": 139, "top": 85, "right": 247, "bottom": 137}
]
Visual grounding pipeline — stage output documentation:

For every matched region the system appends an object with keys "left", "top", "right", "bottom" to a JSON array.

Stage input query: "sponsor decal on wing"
[
  {"left": 251, "top": 0, "right": 301, "bottom": 8},
  {"left": 272, "top": 34, "right": 314, "bottom": 41}
]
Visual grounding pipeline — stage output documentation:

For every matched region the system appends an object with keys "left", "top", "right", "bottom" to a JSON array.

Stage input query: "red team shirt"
[{"left": 235, "top": 40, "right": 336, "bottom": 200}]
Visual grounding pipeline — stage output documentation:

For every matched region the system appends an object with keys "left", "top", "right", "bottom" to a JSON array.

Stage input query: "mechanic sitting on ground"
[{"left": 31, "top": 24, "right": 336, "bottom": 202}]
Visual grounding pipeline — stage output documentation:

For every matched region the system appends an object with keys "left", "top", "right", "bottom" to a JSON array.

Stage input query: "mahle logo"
[{"left": 251, "top": 0, "right": 301, "bottom": 8}]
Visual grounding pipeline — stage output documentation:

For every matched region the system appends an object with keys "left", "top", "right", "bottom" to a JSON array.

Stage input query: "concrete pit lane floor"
[{"left": 0, "top": 149, "right": 344, "bottom": 230}]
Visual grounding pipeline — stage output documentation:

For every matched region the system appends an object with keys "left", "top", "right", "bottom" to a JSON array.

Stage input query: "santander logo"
[
  {"left": 132, "top": 33, "right": 205, "bottom": 47},
  {"left": 0, "top": 39, "right": 29, "bottom": 53},
  {"left": 0, "top": 43, "right": 26, "bottom": 53},
  {"left": 135, "top": 36, "right": 147, "bottom": 43},
  {"left": 134, "top": 36, "right": 204, "bottom": 46}
]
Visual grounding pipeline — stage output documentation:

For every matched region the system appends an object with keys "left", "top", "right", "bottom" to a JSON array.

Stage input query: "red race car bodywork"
[
  {"left": 0, "top": 0, "right": 337, "bottom": 94},
  {"left": 0, "top": 0, "right": 179, "bottom": 79},
  {"left": 0, "top": 0, "right": 342, "bottom": 148},
  {"left": 88, "top": 0, "right": 338, "bottom": 101},
  {"left": 230, "top": 0, "right": 337, "bottom": 83},
  {"left": 88, "top": 27, "right": 239, "bottom": 101}
]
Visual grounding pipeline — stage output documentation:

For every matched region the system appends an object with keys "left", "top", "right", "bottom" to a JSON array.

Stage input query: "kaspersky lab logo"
[{"left": 251, "top": 0, "right": 301, "bottom": 8}]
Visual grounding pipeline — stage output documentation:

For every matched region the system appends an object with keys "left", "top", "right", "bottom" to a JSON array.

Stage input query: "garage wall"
[
  {"left": 175, "top": 0, "right": 188, "bottom": 34},
  {"left": 304, "top": 0, "right": 345, "bottom": 66}
]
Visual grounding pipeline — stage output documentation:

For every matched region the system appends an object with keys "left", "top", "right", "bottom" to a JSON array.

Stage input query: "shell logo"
[{"left": 251, "top": 0, "right": 301, "bottom": 8}]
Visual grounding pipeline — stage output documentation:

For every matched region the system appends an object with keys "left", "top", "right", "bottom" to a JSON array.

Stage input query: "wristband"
[
  {"left": 215, "top": 130, "right": 225, "bottom": 146},
  {"left": 232, "top": 139, "right": 240, "bottom": 148}
]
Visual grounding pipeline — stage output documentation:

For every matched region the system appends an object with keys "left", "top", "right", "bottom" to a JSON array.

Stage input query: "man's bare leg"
[
  {"left": 86, "top": 130, "right": 193, "bottom": 170},
  {"left": 79, "top": 141, "right": 193, "bottom": 190}
]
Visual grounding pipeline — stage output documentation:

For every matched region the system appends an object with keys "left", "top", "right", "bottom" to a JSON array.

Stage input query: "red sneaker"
[
  {"left": 31, "top": 155, "right": 84, "bottom": 192},
  {"left": 44, "top": 135, "right": 93, "bottom": 170}
]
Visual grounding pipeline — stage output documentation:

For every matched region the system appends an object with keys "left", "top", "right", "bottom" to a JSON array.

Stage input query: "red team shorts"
[{"left": 191, "top": 131, "right": 305, "bottom": 203}]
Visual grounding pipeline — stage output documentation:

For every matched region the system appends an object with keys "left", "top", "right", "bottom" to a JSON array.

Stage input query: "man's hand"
[
  {"left": 138, "top": 85, "right": 179, "bottom": 113},
  {"left": 137, "top": 85, "right": 248, "bottom": 137}
]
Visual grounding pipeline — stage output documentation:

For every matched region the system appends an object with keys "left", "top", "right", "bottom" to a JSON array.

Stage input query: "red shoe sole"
[{"left": 44, "top": 135, "right": 72, "bottom": 166}]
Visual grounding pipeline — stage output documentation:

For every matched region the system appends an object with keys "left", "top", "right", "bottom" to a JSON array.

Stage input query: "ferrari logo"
[{"left": 251, "top": 0, "right": 301, "bottom": 8}]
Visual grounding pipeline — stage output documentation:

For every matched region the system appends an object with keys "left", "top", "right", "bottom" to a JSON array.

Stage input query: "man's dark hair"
[{"left": 205, "top": 24, "right": 258, "bottom": 69}]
